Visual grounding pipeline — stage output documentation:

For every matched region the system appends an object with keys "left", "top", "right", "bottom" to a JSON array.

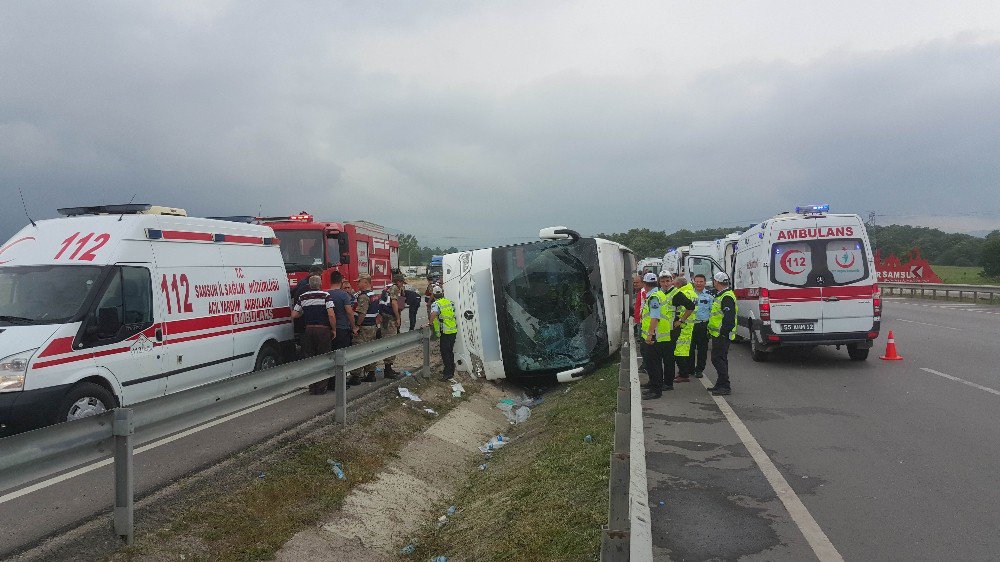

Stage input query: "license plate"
[{"left": 781, "top": 323, "right": 815, "bottom": 332}]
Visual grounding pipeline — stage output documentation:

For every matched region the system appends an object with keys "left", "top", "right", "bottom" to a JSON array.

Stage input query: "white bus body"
[{"left": 444, "top": 230, "right": 634, "bottom": 383}]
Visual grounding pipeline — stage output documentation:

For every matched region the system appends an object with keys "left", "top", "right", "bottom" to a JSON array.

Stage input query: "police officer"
[
  {"left": 690, "top": 273, "right": 713, "bottom": 378},
  {"left": 378, "top": 274, "right": 405, "bottom": 378},
  {"left": 428, "top": 285, "right": 458, "bottom": 380},
  {"left": 707, "top": 272, "right": 738, "bottom": 396},
  {"left": 640, "top": 273, "right": 672, "bottom": 399},
  {"left": 671, "top": 276, "right": 698, "bottom": 383},
  {"left": 348, "top": 274, "right": 381, "bottom": 385}
]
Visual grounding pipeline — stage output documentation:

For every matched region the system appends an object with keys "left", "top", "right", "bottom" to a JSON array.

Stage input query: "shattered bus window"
[{"left": 492, "top": 239, "right": 608, "bottom": 377}]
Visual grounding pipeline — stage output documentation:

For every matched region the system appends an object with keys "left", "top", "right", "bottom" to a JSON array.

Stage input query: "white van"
[
  {"left": 662, "top": 245, "right": 690, "bottom": 277},
  {"left": 0, "top": 204, "right": 294, "bottom": 434},
  {"left": 685, "top": 206, "right": 880, "bottom": 361},
  {"left": 445, "top": 227, "right": 634, "bottom": 383},
  {"left": 636, "top": 257, "right": 662, "bottom": 277}
]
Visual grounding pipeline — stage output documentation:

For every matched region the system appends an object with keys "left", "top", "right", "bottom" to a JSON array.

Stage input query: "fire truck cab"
[{"left": 261, "top": 213, "right": 399, "bottom": 291}]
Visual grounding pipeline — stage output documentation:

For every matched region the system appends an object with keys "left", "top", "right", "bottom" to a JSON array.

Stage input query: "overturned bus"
[{"left": 443, "top": 227, "right": 634, "bottom": 384}]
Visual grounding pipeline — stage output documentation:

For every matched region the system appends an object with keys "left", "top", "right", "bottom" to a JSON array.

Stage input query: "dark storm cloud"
[{"left": 1, "top": 2, "right": 998, "bottom": 247}]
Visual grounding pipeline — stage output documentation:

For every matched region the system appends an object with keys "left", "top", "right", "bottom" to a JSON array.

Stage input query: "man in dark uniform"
[
  {"left": 708, "top": 272, "right": 738, "bottom": 396},
  {"left": 349, "top": 274, "right": 379, "bottom": 385},
  {"left": 291, "top": 275, "right": 336, "bottom": 394},
  {"left": 379, "top": 273, "right": 405, "bottom": 378}
]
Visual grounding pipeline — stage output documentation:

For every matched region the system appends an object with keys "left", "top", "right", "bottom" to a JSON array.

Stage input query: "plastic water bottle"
[
  {"left": 327, "top": 459, "right": 345, "bottom": 479},
  {"left": 584, "top": 435, "right": 593, "bottom": 443},
  {"left": 400, "top": 544, "right": 415, "bottom": 555},
  {"left": 447, "top": 505, "right": 456, "bottom": 516}
]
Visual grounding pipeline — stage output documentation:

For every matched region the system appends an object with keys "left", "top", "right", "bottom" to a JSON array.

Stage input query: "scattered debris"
[
  {"left": 478, "top": 463, "right": 488, "bottom": 471},
  {"left": 437, "top": 515, "right": 449, "bottom": 528},
  {"left": 479, "top": 434, "right": 509, "bottom": 453},
  {"left": 400, "top": 543, "right": 416, "bottom": 555},
  {"left": 447, "top": 505, "right": 457, "bottom": 516},
  {"left": 584, "top": 435, "right": 593, "bottom": 443},
  {"left": 398, "top": 387, "right": 422, "bottom": 402},
  {"left": 423, "top": 408, "right": 438, "bottom": 416},
  {"left": 257, "top": 472, "right": 266, "bottom": 479},
  {"left": 432, "top": 557, "right": 449, "bottom": 562},
  {"left": 451, "top": 382, "right": 465, "bottom": 394},
  {"left": 327, "top": 459, "right": 346, "bottom": 479},
  {"left": 658, "top": 501, "right": 665, "bottom": 507},
  {"left": 403, "top": 370, "right": 413, "bottom": 377}
]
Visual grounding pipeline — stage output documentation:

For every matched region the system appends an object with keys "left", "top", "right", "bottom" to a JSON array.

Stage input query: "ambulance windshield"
[
  {"left": 277, "top": 229, "right": 325, "bottom": 271},
  {"left": 492, "top": 239, "right": 608, "bottom": 376},
  {"left": 0, "top": 265, "right": 106, "bottom": 325}
]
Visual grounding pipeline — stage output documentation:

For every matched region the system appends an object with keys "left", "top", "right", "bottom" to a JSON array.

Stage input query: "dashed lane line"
[
  {"left": 920, "top": 368, "right": 1000, "bottom": 398},
  {"left": 0, "top": 389, "right": 306, "bottom": 505},
  {"left": 699, "top": 376, "right": 844, "bottom": 562}
]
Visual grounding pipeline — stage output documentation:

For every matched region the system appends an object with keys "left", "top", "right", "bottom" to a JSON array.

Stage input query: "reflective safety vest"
[
  {"left": 358, "top": 290, "right": 380, "bottom": 326},
  {"left": 434, "top": 297, "right": 458, "bottom": 335},
  {"left": 674, "top": 283, "right": 698, "bottom": 357},
  {"left": 640, "top": 289, "right": 674, "bottom": 342},
  {"left": 708, "top": 289, "right": 738, "bottom": 340}
]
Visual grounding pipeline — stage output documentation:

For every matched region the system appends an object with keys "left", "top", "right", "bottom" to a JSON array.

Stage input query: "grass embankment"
[
  {"left": 113, "top": 376, "right": 477, "bottom": 561},
  {"left": 931, "top": 265, "right": 998, "bottom": 285},
  {"left": 409, "top": 363, "right": 618, "bottom": 561}
]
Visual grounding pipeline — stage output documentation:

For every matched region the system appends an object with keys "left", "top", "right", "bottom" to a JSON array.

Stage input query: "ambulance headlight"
[{"left": 0, "top": 349, "right": 36, "bottom": 392}]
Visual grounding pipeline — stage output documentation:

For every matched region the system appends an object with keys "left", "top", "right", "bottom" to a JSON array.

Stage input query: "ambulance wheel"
[
  {"left": 847, "top": 344, "right": 869, "bottom": 361},
  {"left": 255, "top": 344, "right": 280, "bottom": 371},
  {"left": 750, "top": 333, "right": 769, "bottom": 362},
  {"left": 57, "top": 382, "right": 118, "bottom": 423}
]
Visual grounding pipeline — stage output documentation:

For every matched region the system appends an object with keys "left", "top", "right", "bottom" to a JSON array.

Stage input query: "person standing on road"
[
  {"left": 378, "top": 273, "right": 405, "bottom": 378},
  {"left": 640, "top": 273, "right": 672, "bottom": 399},
  {"left": 633, "top": 274, "right": 646, "bottom": 339},
  {"left": 428, "top": 285, "right": 458, "bottom": 380},
  {"left": 348, "top": 274, "right": 383, "bottom": 385},
  {"left": 690, "top": 274, "right": 713, "bottom": 379},
  {"left": 404, "top": 285, "right": 422, "bottom": 331},
  {"left": 321, "top": 270, "right": 356, "bottom": 392},
  {"left": 708, "top": 272, "right": 738, "bottom": 396},
  {"left": 672, "top": 276, "right": 698, "bottom": 384},
  {"left": 291, "top": 275, "right": 337, "bottom": 395}
]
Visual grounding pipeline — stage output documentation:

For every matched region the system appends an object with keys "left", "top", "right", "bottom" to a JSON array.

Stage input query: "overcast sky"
[{"left": 2, "top": 1, "right": 999, "bottom": 248}]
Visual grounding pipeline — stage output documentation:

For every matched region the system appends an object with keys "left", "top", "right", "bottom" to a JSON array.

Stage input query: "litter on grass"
[
  {"left": 451, "top": 382, "right": 465, "bottom": 394},
  {"left": 584, "top": 435, "right": 593, "bottom": 443},
  {"left": 447, "top": 505, "right": 457, "bottom": 516},
  {"left": 327, "top": 459, "right": 346, "bottom": 479},
  {"left": 423, "top": 408, "right": 438, "bottom": 416},
  {"left": 479, "top": 434, "right": 509, "bottom": 453},
  {"left": 478, "top": 463, "right": 488, "bottom": 471},
  {"left": 398, "top": 387, "right": 422, "bottom": 402},
  {"left": 400, "top": 543, "right": 416, "bottom": 555},
  {"left": 496, "top": 394, "right": 539, "bottom": 424}
]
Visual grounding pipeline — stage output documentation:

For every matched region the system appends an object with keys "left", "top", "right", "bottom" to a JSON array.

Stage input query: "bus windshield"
[
  {"left": 492, "top": 239, "right": 608, "bottom": 375},
  {"left": 277, "top": 229, "right": 326, "bottom": 272},
  {"left": 0, "top": 265, "right": 106, "bottom": 325}
]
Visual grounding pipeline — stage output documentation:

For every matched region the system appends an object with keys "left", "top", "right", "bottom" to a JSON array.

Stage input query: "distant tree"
[
  {"left": 397, "top": 234, "right": 421, "bottom": 266},
  {"left": 982, "top": 231, "right": 1000, "bottom": 278}
]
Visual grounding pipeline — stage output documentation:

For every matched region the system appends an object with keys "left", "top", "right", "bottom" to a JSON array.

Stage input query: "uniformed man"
[
  {"left": 428, "top": 285, "right": 458, "bottom": 381},
  {"left": 348, "top": 274, "right": 381, "bottom": 385},
  {"left": 707, "top": 272, "right": 738, "bottom": 396},
  {"left": 691, "top": 274, "right": 713, "bottom": 379},
  {"left": 640, "top": 273, "right": 672, "bottom": 399},
  {"left": 378, "top": 273, "right": 405, "bottom": 378},
  {"left": 672, "top": 276, "right": 698, "bottom": 383}
]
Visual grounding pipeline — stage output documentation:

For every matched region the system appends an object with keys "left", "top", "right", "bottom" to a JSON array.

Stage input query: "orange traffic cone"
[{"left": 880, "top": 330, "right": 904, "bottom": 361}]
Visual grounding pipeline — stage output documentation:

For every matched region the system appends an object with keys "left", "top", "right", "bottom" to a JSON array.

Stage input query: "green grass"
[
  {"left": 112, "top": 377, "right": 476, "bottom": 562},
  {"left": 409, "top": 363, "right": 618, "bottom": 561},
  {"left": 930, "top": 265, "right": 998, "bottom": 285}
]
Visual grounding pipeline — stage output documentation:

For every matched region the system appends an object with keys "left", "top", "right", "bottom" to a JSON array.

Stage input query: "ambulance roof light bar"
[
  {"left": 58, "top": 204, "right": 188, "bottom": 217},
  {"left": 795, "top": 204, "right": 830, "bottom": 216}
]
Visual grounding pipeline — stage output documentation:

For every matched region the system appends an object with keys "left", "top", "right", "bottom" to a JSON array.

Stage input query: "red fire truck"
[{"left": 261, "top": 213, "right": 400, "bottom": 291}]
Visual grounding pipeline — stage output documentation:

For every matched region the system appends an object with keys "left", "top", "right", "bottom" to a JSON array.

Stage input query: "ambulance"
[
  {"left": 661, "top": 246, "right": 690, "bottom": 277},
  {"left": 444, "top": 227, "right": 634, "bottom": 383},
  {"left": 636, "top": 257, "right": 662, "bottom": 277},
  {"left": 683, "top": 205, "right": 880, "bottom": 361},
  {"left": 0, "top": 204, "right": 294, "bottom": 435}
]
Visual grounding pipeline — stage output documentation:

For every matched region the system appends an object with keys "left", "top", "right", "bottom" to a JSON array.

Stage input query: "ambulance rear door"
[
  {"left": 818, "top": 236, "right": 874, "bottom": 333},
  {"left": 768, "top": 219, "right": 825, "bottom": 335}
]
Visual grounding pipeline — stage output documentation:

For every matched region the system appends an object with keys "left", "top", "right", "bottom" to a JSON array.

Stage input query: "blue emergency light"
[{"left": 795, "top": 204, "right": 830, "bottom": 215}]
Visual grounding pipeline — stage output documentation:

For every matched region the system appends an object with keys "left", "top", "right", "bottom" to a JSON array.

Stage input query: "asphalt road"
[
  {"left": 0, "top": 308, "right": 432, "bottom": 559},
  {"left": 643, "top": 297, "right": 1000, "bottom": 561}
]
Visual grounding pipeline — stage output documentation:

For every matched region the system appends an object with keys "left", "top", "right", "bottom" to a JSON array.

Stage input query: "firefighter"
[
  {"left": 672, "top": 276, "right": 699, "bottom": 383},
  {"left": 348, "top": 274, "right": 381, "bottom": 385},
  {"left": 428, "top": 285, "right": 458, "bottom": 380},
  {"left": 377, "top": 273, "right": 405, "bottom": 378},
  {"left": 707, "top": 272, "right": 738, "bottom": 396}
]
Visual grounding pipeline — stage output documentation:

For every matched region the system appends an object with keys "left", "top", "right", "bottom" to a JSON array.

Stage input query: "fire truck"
[{"left": 260, "top": 213, "right": 400, "bottom": 291}]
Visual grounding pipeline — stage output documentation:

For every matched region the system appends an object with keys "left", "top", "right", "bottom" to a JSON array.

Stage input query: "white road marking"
[
  {"left": 894, "top": 318, "right": 959, "bottom": 330},
  {"left": 920, "top": 368, "right": 1000, "bottom": 397},
  {"left": 699, "top": 377, "right": 844, "bottom": 562},
  {"left": 0, "top": 389, "right": 306, "bottom": 505}
]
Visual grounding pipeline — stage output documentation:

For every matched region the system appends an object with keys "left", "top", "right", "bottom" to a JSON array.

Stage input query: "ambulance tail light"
[
  {"left": 759, "top": 288, "right": 771, "bottom": 321},
  {"left": 767, "top": 335, "right": 781, "bottom": 342},
  {"left": 867, "top": 331, "right": 879, "bottom": 340},
  {"left": 872, "top": 284, "right": 882, "bottom": 317}
]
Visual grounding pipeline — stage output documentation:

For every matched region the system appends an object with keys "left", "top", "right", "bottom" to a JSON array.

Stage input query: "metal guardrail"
[
  {"left": 0, "top": 327, "right": 431, "bottom": 546},
  {"left": 881, "top": 282, "right": 1000, "bottom": 301}
]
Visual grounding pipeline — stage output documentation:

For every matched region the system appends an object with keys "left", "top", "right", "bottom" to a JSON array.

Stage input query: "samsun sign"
[{"left": 875, "top": 248, "right": 942, "bottom": 283}]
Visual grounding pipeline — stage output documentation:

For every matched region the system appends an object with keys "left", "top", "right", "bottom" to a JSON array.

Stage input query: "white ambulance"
[
  {"left": 0, "top": 204, "right": 294, "bottom": 434},
  {"left": 661, "top": 245, "right": 690, "bottom": 277},
  {"left": 636, "top": 257, "right": 662, "bottom": 277},
  {"left": 684, "top": 205, "right": 880, "bottom": 361}
]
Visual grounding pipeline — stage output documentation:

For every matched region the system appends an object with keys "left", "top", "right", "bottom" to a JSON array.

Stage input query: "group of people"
[
  {"left": 290, "top": 268, "right": 459, "bottom": 393},
  {"left": 633, "top": 270, "right": 737, "bottom": 399}
]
